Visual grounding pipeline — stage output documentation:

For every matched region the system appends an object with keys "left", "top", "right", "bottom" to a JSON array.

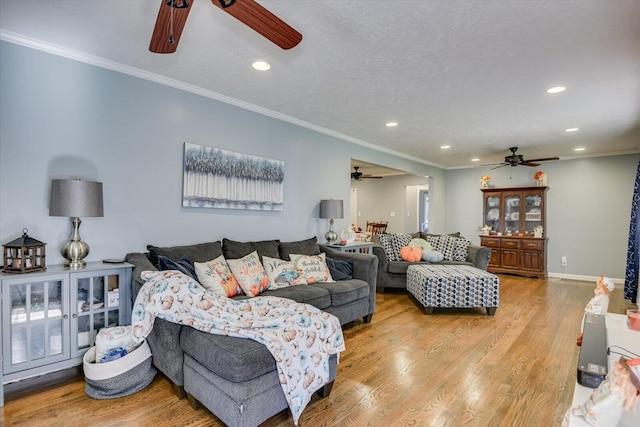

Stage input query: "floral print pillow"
[
  {"left": 262, "top": 256, "right": 307, "bottom": 289},
  {"left": 290, "top": 253, "right": 335, "bottom": 284},
  {"left": 227, "top": 251, "right": 271, "bottom": 297},
  {"left": 194, "top": 255, "right": 243, "bottom": 297}
]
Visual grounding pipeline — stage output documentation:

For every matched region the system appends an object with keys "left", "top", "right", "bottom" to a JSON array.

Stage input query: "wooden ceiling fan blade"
[
  {"left": 490, "top": 164, "right": 509, "bottom": 170},
  {"left": 212, "top": 0, "right": 302, "bottom": 49},
  {"left": 150, "top": 0, "right": 193, "bottom": 54},
  {"left": 521, "top": 161, "right": 541, "bottom": 167},
  {"left": 525, "top": 157, "right": 560, "bottom": 162}
]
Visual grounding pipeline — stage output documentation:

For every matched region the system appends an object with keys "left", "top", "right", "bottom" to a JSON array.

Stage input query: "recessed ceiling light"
[
  {"left": 252, "top": 61, "right": 271, "bottom": 71},
  {"left": 546, "top": 86, "right": 566, "bottom": 94},
  {"left": 565, "top": 128, "right": 579, "bottom": 132},
  {"left": 471, "top": 158, "right": 480, "bottom": 162},
  {"left": 440, "top": 145, "right": 451, "bottom": 149},
  {"left": 385, "top": 122, "right": 398, "bottom": 127},
  {"left": 574, "top": 147, "right": 586, "bottom": 151}
]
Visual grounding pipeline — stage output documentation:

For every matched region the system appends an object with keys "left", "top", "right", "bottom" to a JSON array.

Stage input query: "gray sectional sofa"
[
  {"left": 125, "top": 236, "right": 378, "bottom": 427},
  {"left": 373, "top": 232, "right": 491, "bottom": 291}
]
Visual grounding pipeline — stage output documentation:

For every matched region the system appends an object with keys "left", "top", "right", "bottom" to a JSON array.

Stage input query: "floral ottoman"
[{"left": 406, "top": 264, "right": 499, "bottom": 315}]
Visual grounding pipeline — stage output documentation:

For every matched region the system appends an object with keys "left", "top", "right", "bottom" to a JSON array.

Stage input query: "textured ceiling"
[{"left": 1, "top": 0, "right": 639, "bottom": 169}]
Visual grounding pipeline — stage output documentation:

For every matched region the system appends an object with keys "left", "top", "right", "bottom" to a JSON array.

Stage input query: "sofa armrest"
[
  {"left": 319, "top": 245, "right": 378, "bottom": 284},
  {"left": 125, "top": 252, "right": 158, "bottom": 299},
  {"left": 467, "top": 244, "right": 491, "bottom": 270},
  {"left": 319, "top": 245, "right": 378, "bottom": 316}
]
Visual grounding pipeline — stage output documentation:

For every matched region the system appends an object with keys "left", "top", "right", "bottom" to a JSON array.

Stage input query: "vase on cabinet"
[{"left": 536, "top": 174, "right": 547, "bottom": 187}]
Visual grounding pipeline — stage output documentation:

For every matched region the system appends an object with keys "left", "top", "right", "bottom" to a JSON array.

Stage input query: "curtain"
[{"left": 624, "top": 159, "right": 640, "bottom": 303}]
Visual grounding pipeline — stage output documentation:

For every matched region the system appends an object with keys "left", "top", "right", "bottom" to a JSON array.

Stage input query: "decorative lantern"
[{"left": 2, "top": 228, "right": 46, "bottom": 274}]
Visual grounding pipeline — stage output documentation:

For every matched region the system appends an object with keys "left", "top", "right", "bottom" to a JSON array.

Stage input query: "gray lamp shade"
[
  {"left": 49, "top": 179, "right": 104, "bottom": 218},
  {"left": 319, "top": 199, "right": 344, "bottom": 219}
]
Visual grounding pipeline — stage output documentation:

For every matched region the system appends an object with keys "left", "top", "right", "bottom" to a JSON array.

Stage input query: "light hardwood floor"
[{"left": 0, "top": 275, "right": 634, "bottom": 427}]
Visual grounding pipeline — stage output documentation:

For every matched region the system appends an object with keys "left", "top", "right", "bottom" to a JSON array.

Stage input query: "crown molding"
[{"left": 0, "top": 30, "right": 445, "bottom": 171}]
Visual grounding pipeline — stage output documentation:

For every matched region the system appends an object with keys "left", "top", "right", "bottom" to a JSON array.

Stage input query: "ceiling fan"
[
  {"left": 351, "top": 166, "right": 383, "bottom": 181},
  {"left": 485, "top": 147, "right": 560, "bottom": 170},
  {"left": 149, "top": 0, "right": 303, "bottom": 54}
]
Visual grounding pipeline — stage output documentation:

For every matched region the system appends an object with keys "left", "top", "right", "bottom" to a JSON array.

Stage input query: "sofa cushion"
[
  {"left": 262, "top": 256, "right": 307, "bottom": 288},
  {"left": 194, "top": 255, "right": 243, "bottom": 297},
  {"left": 258, "top": 285, "right": 332, "bottom": 310},
  {"left": 222, "top": 238, "right": 280, "bottom": 262},
  {"left": 388, "top": 260, "right": 425, "bottom": 274},
  {"left": 147, "top": 241, "right": 223, "bottom": 267},
  {"left": 157, "top": 255, "right": 197, "bottom": 280},
  {"left": 180, "top": 328, "right": 276, "bottom": 383},
  {"left": 311, "top": 279, "right": 370, "bottom": 307},
  {"left": 278, "top": 236, "right": 320, "bottom": 260}
]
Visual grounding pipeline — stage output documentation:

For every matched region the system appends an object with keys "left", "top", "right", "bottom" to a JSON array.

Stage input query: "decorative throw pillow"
[
  {"left": 423, "top": 250, "right": 445, "bottom": 262},
  {"left": 426, "top": 235, "right": 471, "bottom": 261},
  {"left": 425, "top": 234, "right": 446, "bottom": 253},
  {"left": 451, "top": 237, "right": 471, "bottom": 262},
  {"left": 409, "top": 238, "right": 432, "bottom": 251},
  {"left": 227, "top": 251, "right": 271, "bottom": 297},
  {"left": 385, "top": 233, "right": 413, "bottom": 261},
  {"left": 438, "top": 235, "right": 457, "bottom": 260},
  {"left": 378, "top": 234, "right": 397, "bottom": 261},
  {"left": 400, "top": 246, "right": 422, "bottom": 262},
  {"left": 262, "top": 256, "right": 307, "bottom": 288},
  {"left": 157, "top": 255, "right": 197, "bottom": 280},
  {"left": 325, "top": 257, "right": 353, "bottom": 281},
  {"left": 290, "top": 253, "right": 335, "bottom": 284},
  {"left": 194, "top": 255, "right": 243, "bottom": 297}
]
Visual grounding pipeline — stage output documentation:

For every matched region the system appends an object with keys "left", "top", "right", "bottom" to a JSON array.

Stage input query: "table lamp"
[
  {"left": 49, "top": 178, "right": 104, "bottom": 269},
  {"left": 319, "top": 199, "right": 344, "bottom": 245}
]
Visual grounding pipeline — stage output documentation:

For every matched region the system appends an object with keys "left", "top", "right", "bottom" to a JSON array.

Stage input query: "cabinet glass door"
[
  {"left": 524, "top": 193, "right": 543, "bottom": 235},
  {"left": 2, "top": 275, "right": 69, "bottom": 374},
  {"left": 71, "top": 270, "right": 125, "bottom": 358},
  {"left": 484, "top": 194, "right": 501, "bottom": 231},
  {"left": 504, "top": 194, "right": 521, "bottom": 235}
]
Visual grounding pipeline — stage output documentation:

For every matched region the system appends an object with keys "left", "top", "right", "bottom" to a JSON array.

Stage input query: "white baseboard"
[{"left": 547, "top": 272, "right": 625, "bottom": 284}]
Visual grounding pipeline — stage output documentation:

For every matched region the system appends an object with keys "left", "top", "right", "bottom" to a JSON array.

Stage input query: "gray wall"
[
  {"left": 0, "top": 41, "right": 446, "bottom": 265},
  {"left": 445, "top": 154, "right": 639, "bottom": 280},
  {"left": 351, "top": 174, "right": 430, "bottom": 234},
  {"left": 2, "top": 41, "right": 636, "bottom": 281}
]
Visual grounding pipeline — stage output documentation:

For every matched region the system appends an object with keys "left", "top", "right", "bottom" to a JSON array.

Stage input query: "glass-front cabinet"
[
  {"left": 480, "top": 186, "right": 548, "bottom": 279},
  {"left": 0, "top": 262, "right": 132, "bottom": 406},
  {"left": 3, "top": 274, "right": 70, "bottom": 372},
  {"left": 71, "top": 269, "right": 127, "bottom": 357}
]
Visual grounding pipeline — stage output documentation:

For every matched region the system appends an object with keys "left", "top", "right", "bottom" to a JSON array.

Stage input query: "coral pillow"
[
  {"left": 262, "top": 256, "right": 307, "bottom": 288},
  {"left": 227, "top": 251, "right": 271, "bottom": 297},
  {"left": 290, "top": 253, "right": 335, "bottom": 284},
  {"left": 400, "top": 246, "right": 422, "bottom": 262},
  {"left": 194, "top": 255, "right": 243, "bottom": 297}
]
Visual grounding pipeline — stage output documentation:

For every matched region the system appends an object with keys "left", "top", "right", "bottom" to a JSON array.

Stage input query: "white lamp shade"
[
  {"left": 319, "top": 199, "right": 344, "bottom": 219},
  {"left": 49, "top": 179, "right": 104, "bottom": 217}
]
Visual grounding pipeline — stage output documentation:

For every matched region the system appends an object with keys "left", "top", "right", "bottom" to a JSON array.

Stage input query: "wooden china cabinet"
[{"left": 480, "top": 186, "right": 548, "bottom": 279}]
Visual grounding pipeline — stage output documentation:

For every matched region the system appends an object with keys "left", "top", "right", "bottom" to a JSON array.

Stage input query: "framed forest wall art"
[{"left": 182, "top": 143, "right": 284, "bottom": 211}]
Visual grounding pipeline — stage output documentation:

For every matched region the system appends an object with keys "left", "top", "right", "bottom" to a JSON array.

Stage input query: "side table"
[
  {"left": 0, "top": 262, "right": 133, "bottom": 406},
  {"left": 566, "top": 313, "right": 640, "bottom": 426},
  {"left": 327, "top": 242, "right": 374, "bottom": 255}
]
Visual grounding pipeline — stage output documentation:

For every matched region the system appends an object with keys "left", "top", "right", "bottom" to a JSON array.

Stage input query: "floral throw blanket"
[{"left": 131, "top": 270, "right": 345, "bottom": 425}]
